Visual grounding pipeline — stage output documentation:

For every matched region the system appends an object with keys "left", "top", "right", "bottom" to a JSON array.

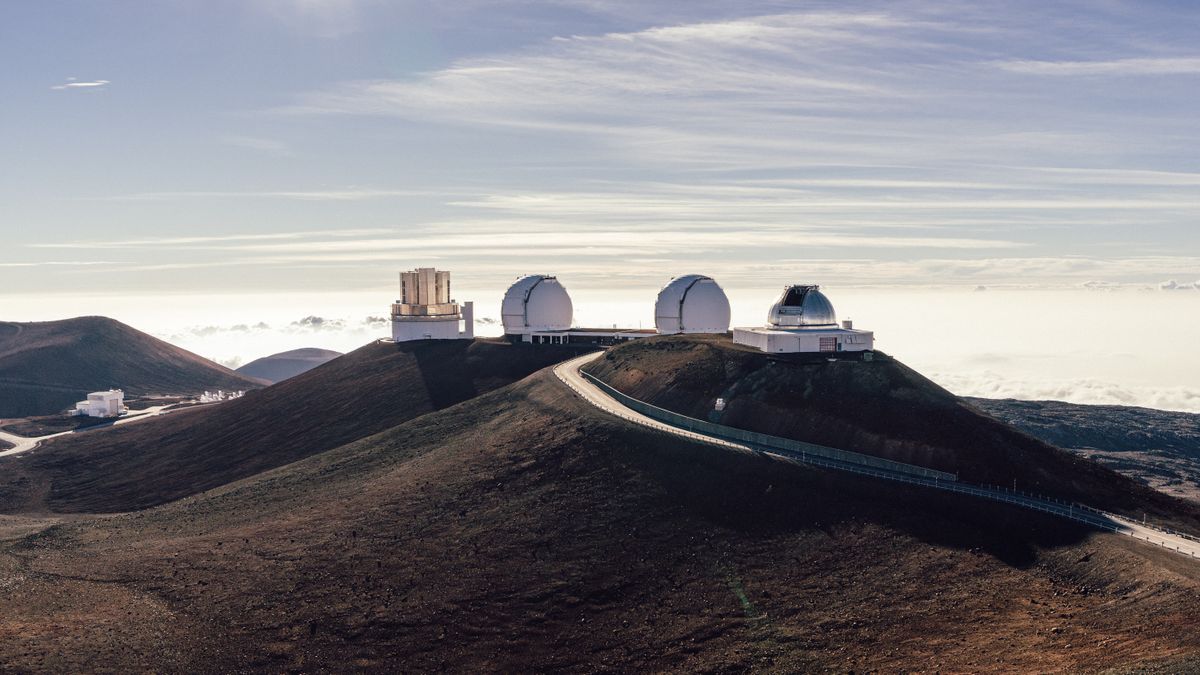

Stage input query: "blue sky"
[
  {"left": 3, "top": 0, "right": 1199, "bottom": 295},
  {"left": 4, "top": 1, "right": 1200, "bottom": 410}
]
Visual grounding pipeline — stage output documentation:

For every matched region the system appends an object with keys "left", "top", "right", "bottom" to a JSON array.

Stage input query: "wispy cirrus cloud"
[
  {"left": 29, "top": 228, "right": 392, "bottom": 249},
  {"left": 51, "top": 77, "right": 109, "bottom": 90},
  {"left": 276, "top": 10, "right": 977, "bottom": 172},
  {"left": 1022, "top": 166, "right": 1200, "bottom": 186},
  {"left": 996, "top": 56, "right": 1200, "bottom": 76},
  {"left": 0, "top": 261, "right": 114, "bottom": 268},
  {"left": 103, "top": 188, "right": 435, "bottom": 202},
  {"left": 224, "top": 229, "right": 1025, "bottom": 254},
  {"left": 13, "top": 4, "right": 1200, "bottom": 302},
  {"left": 271, "top": 5, "right": 1200, "bottom": 196},
  {"left": 284, "top": 12, "right": 915, "bottom": 117}
]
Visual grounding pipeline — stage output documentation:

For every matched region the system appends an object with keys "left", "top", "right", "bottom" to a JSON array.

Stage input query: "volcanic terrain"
[
  {"left": 0, "top": 317, "right": 264, "bottom": 418},
  {"left": 971, "top": 397, "right": 1200, "bottom": 504},
  {"left": 0, "top": 335, "right": 1198, "bottom": 672},
  {"left": 236, "top": 347, "right": 342, "bottom": 384},
  {"left": 0, "top": 338, "right": 596, "bottom": 513},
  {"left": 583, "top": 335, "right": 1200, "bottom": 530}
]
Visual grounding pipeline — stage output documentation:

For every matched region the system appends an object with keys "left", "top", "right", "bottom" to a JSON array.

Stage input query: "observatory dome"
[
  {"left": 501, "top": 275, "right": 573, "bottom": 334},
  {"left": 654, "top": 274, "right": 731, "bottom": 334},
  {"left": 768, "top": 285, "right": 838, "bottom": 328}
]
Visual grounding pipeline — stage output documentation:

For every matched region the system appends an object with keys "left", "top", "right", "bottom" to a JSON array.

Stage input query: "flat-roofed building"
[{"left": 72, "top": 389, "right": 125, "bottom": 417}]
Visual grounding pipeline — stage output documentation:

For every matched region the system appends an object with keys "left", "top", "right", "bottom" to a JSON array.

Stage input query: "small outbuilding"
[{"left": 72, "top": 389, "right": 125, "bottom": 417}]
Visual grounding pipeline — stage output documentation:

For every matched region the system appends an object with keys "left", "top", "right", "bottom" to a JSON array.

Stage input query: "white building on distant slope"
[
  {"left": 72, "top": 389, "right": 125, "bottom": 417},
  {"left": 733, "top": 285, "right": 874, "bottom": 354},
  {"left": 390, "top": 267, "right": 474, "bottom": 342},
  {"left": 199, "top": 390, "right": 244, "bottom": 403}
]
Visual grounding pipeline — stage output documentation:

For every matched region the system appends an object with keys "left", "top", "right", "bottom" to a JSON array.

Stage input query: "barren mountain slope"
[
  {"left": 970, "top": 397, "right": 1200, "bottom": 504},
  {"left": 0, "top": 338, "right": 595, "bottom": 513},
  {"left": 582, "top": 335, "right": 1200, "bottom": 530},
  {"left": 0, "top": 317, "right": 264, "bottom": 417},
  {"left": 235, "top": 347, "right": 342, "bottom": 384},
  {"left": 1, "top": 370, "right": 1198, "bottom": 672}
]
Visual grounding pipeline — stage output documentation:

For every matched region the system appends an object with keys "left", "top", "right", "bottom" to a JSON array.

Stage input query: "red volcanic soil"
[
  {"left": 1, "top": 370, "right": 1198, "bottom": 672},
  {"left": 582, "top": 335, "right": 1200, "bottom": 531},
  {"left": 0, "top": 338, "right": 596, "bottom": 514},
  {"left": 0, "top": 316, "right": 264, "bottom": 418}
]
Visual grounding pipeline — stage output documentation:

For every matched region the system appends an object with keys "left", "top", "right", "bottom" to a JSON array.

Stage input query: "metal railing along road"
[
  {"left": 556, "top": 355, "right": 1200, "bottom": 560},
  {"left": 579, "top": 370, "right": 956, "bottom": 482}
]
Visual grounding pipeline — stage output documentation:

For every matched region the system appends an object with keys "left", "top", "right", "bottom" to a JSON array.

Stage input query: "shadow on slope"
[
  {"left": 0, "top": 339, "right": 595, "bottom": 514},
  {"left": 4, "top": 370, "right": 1199, "bottom": 672},
  {"left": 582, "top": 335, "right": 1200, "bottom": 530}
]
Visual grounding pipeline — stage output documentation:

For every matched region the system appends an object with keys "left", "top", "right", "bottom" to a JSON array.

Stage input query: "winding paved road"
[
  {"left": 555, "top": 351, "right": 1200, "bottom": 561},
  {"left": 0, "top": 404, "right": 182, "bottom": 458}
]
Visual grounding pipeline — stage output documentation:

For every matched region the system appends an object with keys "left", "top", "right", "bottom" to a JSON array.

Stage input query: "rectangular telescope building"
[{"left": 391, "top": 267, "right": 474, "bottom": 342}]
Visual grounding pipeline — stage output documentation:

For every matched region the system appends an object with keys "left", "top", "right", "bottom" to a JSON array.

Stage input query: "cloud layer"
[
  {"left": 934, "top": 370, "right": 1200, "bottom": 415},
  {"left": 13, "top": 4, "right": 1200, "bottom": 296},
  {"left": 51, "top": 77, "right": 109, "bottom": 90}
]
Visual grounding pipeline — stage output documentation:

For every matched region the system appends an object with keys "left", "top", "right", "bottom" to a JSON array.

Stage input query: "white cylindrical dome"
[
  {"left": 501, "top": 275, "right": 573, "bottom": 334},
  {"left": 768, "top": 285, "right": 838, "bottom": 327},
  {"left": 654, "top": 274, "right": 731, "bottom": 334}
]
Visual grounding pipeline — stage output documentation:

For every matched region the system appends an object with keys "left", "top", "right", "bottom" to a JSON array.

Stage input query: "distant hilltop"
[
  {"left": 0, "top": 316, "right": 266, "bottom": 418},
  {"left": 236, "top": 347, "right": 343, "bottom": 384}
]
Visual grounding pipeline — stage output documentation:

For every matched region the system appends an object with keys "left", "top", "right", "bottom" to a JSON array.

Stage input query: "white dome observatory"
[
  {"left": 734, "top": 283, "right": 873, "bottom": 354},
  {"left": 654, "top": 274, "right": 731, "bottom": 334},
  {"left": 768, "top": 285, "right": 838, "bottom": 328},
  {"left": 501, "top": 275, "right": 573, "bottom": 335}
]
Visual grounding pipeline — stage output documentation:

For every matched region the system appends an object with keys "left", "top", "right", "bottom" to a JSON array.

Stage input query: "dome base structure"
[
  {"left": 735, "top": 283, "right": 874, "bottom": 354},
  {"left": 733, "top": 325, "right": 873, "bottom": 354},
  {"left": 392, "top": 315, "right": 468, "bottom": 342}
]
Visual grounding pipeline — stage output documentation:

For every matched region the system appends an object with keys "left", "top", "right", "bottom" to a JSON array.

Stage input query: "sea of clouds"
[{"left": 929, "top": 370, "right": 1200, "bottom": 414}]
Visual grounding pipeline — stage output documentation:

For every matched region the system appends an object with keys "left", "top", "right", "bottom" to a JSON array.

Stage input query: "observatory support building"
[
  {"left": 72, "top": 389, "right": 125, "bottom": 417},
  {"left": 733, "top": 285, "right": 873, "bottom": 354},
  {"left": 390, "top": 267, "right": 474, "bottom": 342}
]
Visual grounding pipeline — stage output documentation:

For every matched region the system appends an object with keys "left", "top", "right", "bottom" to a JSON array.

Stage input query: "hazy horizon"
[
  {"left": 5, "top": 283, "right": 1199, "bottom": 414},
  {"left": 3, "top": 1, "right": 1198, "bottom": 411}
]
